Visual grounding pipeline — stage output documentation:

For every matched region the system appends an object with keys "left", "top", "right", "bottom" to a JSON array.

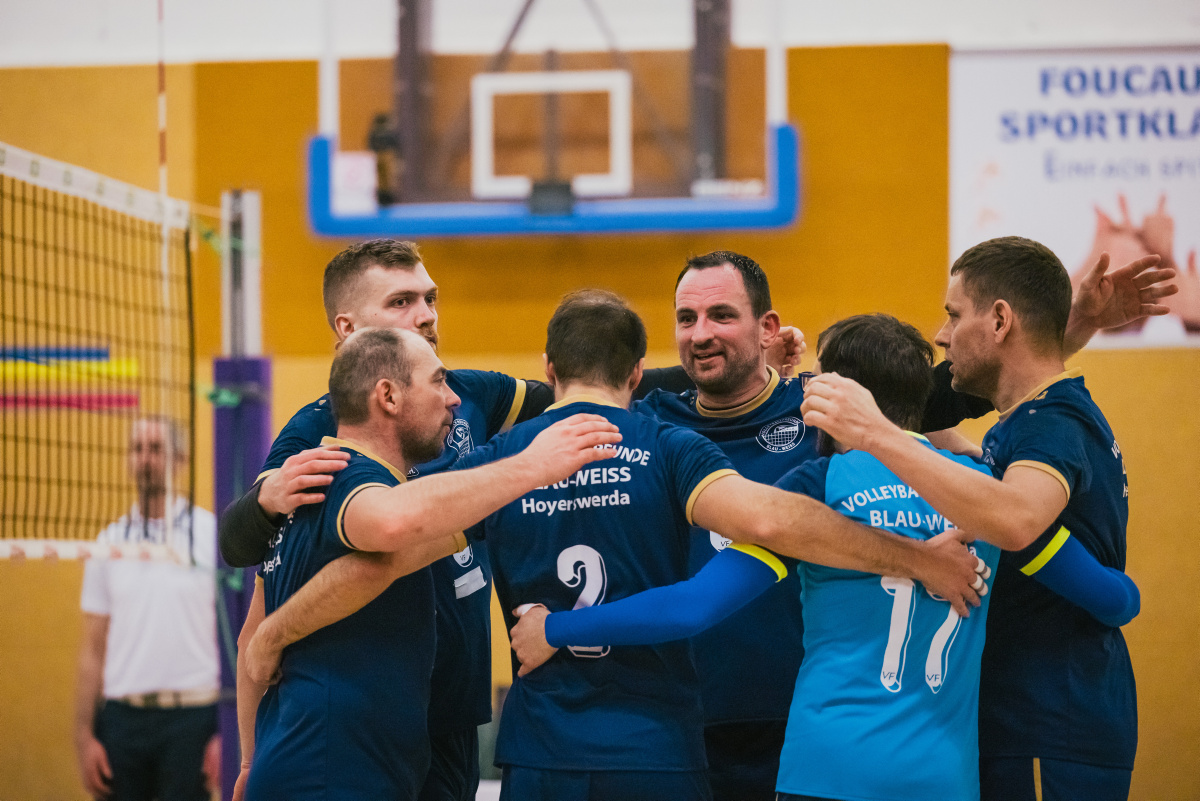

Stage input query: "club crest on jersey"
[
  {"left": 758, "top": 416, "right": 804, "bottom": 453},
  {"left": 454, "top": 543, "right": 474, "bottom": 567},
  {"left": 446, "top": 418, "right": 473, "bottom": 458}
]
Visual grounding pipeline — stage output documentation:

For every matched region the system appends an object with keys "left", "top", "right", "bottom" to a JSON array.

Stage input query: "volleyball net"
[{"left": 0, "top": 141, "right": 196, "bottom": 560}]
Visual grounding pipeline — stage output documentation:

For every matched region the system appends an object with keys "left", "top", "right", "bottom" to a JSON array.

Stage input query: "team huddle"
[{"left": 221, "top": 238, "right": 1173, "bottom": 801}]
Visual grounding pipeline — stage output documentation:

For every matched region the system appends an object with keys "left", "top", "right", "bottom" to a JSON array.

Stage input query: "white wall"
[{"left": 0, "top": 0, "right": 1196, "bottom": 67}]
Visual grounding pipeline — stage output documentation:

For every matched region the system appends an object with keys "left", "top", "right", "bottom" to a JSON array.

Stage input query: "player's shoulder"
[
  {"left": 634, "top": 387, "right": 697, "bottom": 421},
  {"left": 287, "top": 393, "right": 335, "bottom": 423},
  {"left": 277, "top": 395, "right": 337, "bottom": 441},
  {"left": 447, "top": 368, "right": 515, "bottom": 396},
  {"left": 333, "top": 447, "right": 404, "bottom": 490},
  {"left": 776, "top": 454, "right": 831, "bottom": 497},
  {"left": 1002, "top": 372, "right": 1109, "bottom": 437}
]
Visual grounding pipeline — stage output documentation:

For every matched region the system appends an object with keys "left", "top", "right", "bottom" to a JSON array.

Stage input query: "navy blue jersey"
[
  {"left": 775, "top": 442, "right": 1000, "bottom": 801},
  {"left": 256, "top": 369, "right": 523, "bottom": 733},
  {"left": 249, "top": 442, "right": 436, "bottom": 800},
  {"left": 634, "top": 368, "right": 817, "bottom": 724},
  {"left": 978, "top": 369, "right": 1136, "bottom": 769},
  {"left": 456, "top": 396, "right": 736, "bottom": 772}
]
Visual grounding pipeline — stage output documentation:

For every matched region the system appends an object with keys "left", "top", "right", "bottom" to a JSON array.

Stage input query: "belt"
[{"left": 112, "top": 687, "right": 220, "bottom": 709}]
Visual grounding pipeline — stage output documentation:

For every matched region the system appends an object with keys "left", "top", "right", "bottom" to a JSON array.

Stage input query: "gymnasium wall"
[{"left": 0, "top": 44, "right": 1197, "bottom": 800}]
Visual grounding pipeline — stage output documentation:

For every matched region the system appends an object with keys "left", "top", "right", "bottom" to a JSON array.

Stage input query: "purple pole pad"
[{"left": 213, "top": 356, "right": 272, "bottom": 800}]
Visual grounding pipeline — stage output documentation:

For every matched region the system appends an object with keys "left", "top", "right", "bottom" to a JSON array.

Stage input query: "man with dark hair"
[
  {"left": 457, "top": 292, "right": 989, "bottom": 801},
  {"left": 510, "top": 312, "right": 1138, "bottom": 801},
  {"left": 812, "top": 313, "right": 935, "bottom": 435},
  {"left": 804, "top": 238, "right": 1160, "bottom": 801},
  {"left": 235, "top": 327, "right": 623, "bottom": 800},
  {"left": 545, "top": 290, "right": 648, "bottom": 388}
]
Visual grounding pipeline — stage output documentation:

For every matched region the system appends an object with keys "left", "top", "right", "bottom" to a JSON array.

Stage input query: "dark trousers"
[
  {"left": 980, "top": 756, "right": 1132, "bottom": 801},
  {"left": 419, "top": 726, "right": 481, "bottom": 801},
  {"left": 500, "top": 765, "right": 712, "bottom": 801},
  {"left": 95, "top": 701, "right": 216, "bottom": 801},
  {"left": 705, "top": 720, "right": 787, "bottom": 801}
]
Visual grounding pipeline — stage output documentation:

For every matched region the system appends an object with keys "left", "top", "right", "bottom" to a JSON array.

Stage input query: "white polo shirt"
[{"left": 80, "top": 497, "right": 219, "bottom": 699}]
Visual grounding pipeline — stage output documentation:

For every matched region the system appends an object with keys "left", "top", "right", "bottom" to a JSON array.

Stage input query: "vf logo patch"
[
  {"left": 709, "top": 530, "right": 733, "bottom": 552},
  {"left": 454, "top": 543, "right": 474, "bottom": 567},
  {"left": 757, "top": 416, "right": 804, "bottom": 453},
  {"left": 446, "top": 418, "right": 474, "bottom": 458}
]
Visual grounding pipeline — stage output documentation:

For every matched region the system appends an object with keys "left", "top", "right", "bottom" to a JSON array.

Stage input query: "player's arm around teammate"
[
  {"left": 240, "top": 362, "right": 625, "bottom": 684},
  {"left": 802, "top": 242, "right": 1143, "bottom": 627}
]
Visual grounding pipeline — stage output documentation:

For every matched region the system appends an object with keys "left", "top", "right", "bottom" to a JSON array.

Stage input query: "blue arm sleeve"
[
  {"left": 544, "top": 547, "right": 780, "bottom": 647},
  {"left": 1022, "top": 530, "right": 1141, "bottom": 628}
]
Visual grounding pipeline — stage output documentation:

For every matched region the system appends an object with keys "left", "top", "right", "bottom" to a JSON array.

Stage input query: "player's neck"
[
  {"left": 993, "top": 350, "right": 1069, "bottom": 414},
  {"left": 335, "top": 423, "right": 411, "bottom": 475},
  {"left": 696, "top": 364, "right": 772, "bottom": 411},
  {"left": 553, "top": 381, "right": 631, "bottom": 409}
]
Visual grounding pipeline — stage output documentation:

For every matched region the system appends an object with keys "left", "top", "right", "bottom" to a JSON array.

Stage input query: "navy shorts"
[
  {"left": 499, "top": 765, "right": 712, "bottom": 801},
  {"left": 419, "top": 726, "right": 480, "bottom": 801},
  {"left": 980, "top": 756, "right": 1132, "bottom": 801},
  {"left": 704, "top": 720, "right": 786, "bottom": 801}
]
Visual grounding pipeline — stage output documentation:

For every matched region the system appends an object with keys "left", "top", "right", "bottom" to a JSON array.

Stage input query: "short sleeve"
[
  {"left": 324, "top": 461, "right": 396, "bottom": 553},
  {"left": 449, "top": 369, "right": 521, "bottom": 438},
  {"left": 516, "top": 380, "right": 555, "bottom": 425},
  {"left": 774, "top": 457, "right": 831, "bottom": 501},
  {"left": 258, "top": 397, "right": 337, "bottom": 479},
  {"left": 1002, "top": 403, "right": 1092, "bottom": 501},
  {"left": 80, "top": 558, "right": 111, "bottom": 615},
  {"left": 657, "top": 424, "right": 737, "bottom": 524}
]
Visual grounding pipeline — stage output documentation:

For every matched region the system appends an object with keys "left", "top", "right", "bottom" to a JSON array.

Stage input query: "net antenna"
[{"left": 310, "top": 0, "right": 799, "bottom": 236}]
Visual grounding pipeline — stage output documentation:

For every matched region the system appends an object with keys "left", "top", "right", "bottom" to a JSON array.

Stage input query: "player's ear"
[
  {"left": 991, "top": 300, "right": 1014, "bottom": 343},
  {"left": 375, "top": 378, "right": 402, "bottom": 417},
  {"left": 333, "top": 313, "right": 356, "bottom": 342},
  {"left": 627, "top": 358, "right": 645, "bottom": 394},
  {"left": 543, "top": 355, "right": 557, "bottom": 388},
  {"left": 759, "top": 310, "right": 781, "bottom": 348}
]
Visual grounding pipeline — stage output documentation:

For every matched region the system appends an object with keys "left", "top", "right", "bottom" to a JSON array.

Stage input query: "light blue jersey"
[{"left": 775, "top": 439, "right": 1000, "bottom": 801}]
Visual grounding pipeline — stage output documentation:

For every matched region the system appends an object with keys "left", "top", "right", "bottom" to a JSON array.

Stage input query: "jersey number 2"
[
  {"left": 557, "top": 544, "right": 610, "bottom": 659},
  {"left": 879, "top": 576, "right": 963, "bottom": 694}
]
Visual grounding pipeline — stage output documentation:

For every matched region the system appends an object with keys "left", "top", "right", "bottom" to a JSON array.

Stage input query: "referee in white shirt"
[{"left": 75, "top": 418, "right": 220, "bottom": 801}]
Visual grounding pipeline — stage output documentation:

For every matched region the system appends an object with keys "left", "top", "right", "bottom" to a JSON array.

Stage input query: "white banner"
[{"left": 951, "top": 49, "right": 1200, "bottom": 348}]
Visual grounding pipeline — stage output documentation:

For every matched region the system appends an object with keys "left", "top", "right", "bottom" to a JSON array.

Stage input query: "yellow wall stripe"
[
  {"left": 729, "top": 543, "right": 788, "bottom": 582},
  {"left": 501, "top": 379, "right": 527, "bottom": 432},
  {"left": 1021, "top": 526, "right": 1071, "bottom": 576},
  {"left": 685, "top": 469, "right": 739, "bottom": 524},
  {"left": 1008, "top": 460, "right": 1071, "bottom": 502},
  {"left": 1, "top": 358, "right": 140, "bottom": 381},
  {"left": 335, "top": 482, "right": 390, "bottom": 550}
]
